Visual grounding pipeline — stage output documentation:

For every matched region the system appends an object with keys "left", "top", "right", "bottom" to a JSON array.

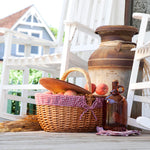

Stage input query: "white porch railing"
[
  {"left": 0, "top": 28, "right": 57, "bottom": 120},
  {"left": 0, "top": 27, "right": 93, "bottom": 120}
]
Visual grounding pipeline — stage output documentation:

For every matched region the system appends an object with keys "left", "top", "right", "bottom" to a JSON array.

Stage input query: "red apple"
[
  {"left": 84, "top": 83, "right": 96, "bottom": 93},
  {"left": 96, "top": 83, "right": 108, "bottom": 95},
  {"left": 64, "top": 90, "right": 77, "bottom": 96},
  {"left": 57, "top": 92, "right": 64, "bottom": 95}
]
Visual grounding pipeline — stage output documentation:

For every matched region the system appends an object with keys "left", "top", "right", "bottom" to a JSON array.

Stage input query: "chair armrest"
[
  {"left": 64, "top": 21, "right": 99, "bottom": 40},
  {"left": 133, "top": 13, "right": 150, "bottom": 21}
]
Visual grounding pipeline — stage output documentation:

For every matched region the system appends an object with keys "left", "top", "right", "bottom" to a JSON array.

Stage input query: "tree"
[
  {"left": 50, "top": 27, "right": 58, "bottom": 38},
  {"left": 50, "top": 27, "right": 65, "bottom": 42}
]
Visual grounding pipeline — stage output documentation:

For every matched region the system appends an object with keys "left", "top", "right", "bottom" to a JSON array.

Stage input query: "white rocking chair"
[
  {"left": 0, "top": 0, "right": 125, "bottom": 120},
  {"left": 127, "top": 12, "right": 150, "bottom": 130}
]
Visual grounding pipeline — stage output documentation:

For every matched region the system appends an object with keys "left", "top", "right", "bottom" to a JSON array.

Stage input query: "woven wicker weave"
[{"left": 36, "top": 67, "right": 105, "bottom": 132}]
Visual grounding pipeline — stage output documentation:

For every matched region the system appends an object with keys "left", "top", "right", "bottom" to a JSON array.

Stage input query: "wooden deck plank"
[
  {"left": 0, "top": 131, "right": 150, "bottom": 150},
  {"left": 0, "top": 117, "right": 10, "bottom": 122}
]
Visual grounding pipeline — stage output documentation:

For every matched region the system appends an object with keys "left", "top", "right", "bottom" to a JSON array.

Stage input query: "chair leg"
[{"left": 136, "top": 116, "right": 150, "bottom": 130}]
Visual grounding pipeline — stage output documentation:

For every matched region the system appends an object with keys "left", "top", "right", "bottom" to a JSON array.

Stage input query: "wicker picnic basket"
[{"left": 35, "top": 67, "right": 105, "bottom": 132}]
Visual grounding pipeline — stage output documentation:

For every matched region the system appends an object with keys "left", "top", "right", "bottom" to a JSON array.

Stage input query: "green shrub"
[{"left": 8, "top": 68, "right": 43, "bottom": 84}]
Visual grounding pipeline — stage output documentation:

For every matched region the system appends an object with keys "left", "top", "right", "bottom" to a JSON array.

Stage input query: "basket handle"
[{"left": 60, "top": 67, "right": 92, "bottom": 93}]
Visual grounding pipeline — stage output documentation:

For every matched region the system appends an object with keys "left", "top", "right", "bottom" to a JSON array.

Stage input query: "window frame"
[{"left": 16, "top": 28, "right": 43, "bottom": 56}]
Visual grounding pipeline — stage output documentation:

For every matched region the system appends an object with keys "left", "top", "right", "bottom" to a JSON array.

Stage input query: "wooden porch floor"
[{"left": 0, "top": 131, "right": 150, "bottom": 150}]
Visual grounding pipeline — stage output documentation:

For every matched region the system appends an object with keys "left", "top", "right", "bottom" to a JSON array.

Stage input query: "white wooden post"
[
  {"left": 43, "top": 46, "right": 50, "bottom": 55},
  {"left": 24, "top": 44, "right": 31, "bottom": 57},
  {"left": 42, "top": 46, "right": 50, "bottom": 77},
  {"left": 59, "top": 24, "right": 77, "bottom": 78},
  {"left": 20, "top": 44, "right": 31, "bottom": 115},
  {"left": 0, "top": 32, "right": 13, "bottom": 114},
  {"left": 57, "top": 0, "right": 69, "bottom": 46},
  {"left": 20, "top": 67, "right": 29, "bottom": 115}
]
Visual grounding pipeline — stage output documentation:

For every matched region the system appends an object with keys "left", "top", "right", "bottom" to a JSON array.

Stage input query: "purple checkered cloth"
[
  {"left": 96, "top": 127, "right": 141, "bottom": 136},
  {"left": 35, "top": 93, "right": 104, "bottom": 120}
]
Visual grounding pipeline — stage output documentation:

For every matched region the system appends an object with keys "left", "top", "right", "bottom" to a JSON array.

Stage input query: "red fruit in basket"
[
  {"left": 84, "top": 83, "right": 96, "bottom": 93},
  {"left": 64, "top": 90, "right": 77, "bottom": 96},
  {"left": 96, "top": 83, "right": 108, "bottom": 95},
  {"left": 58, "top": 92, "right": 64, "bottom": 95},
  {"left": 44, "top": 90, "right": 53, "bottom": 94}
]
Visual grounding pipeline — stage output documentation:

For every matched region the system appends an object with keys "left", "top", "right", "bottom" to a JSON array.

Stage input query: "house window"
[
  {"left": 25, "top": 14, "right": 40, "bottom": 24},
  {"left": 33, "top": 16, "right": 38, "bottom": 23},
  {"left": 31, "top": 33, "right": 39, "bottom": 54},
  {"left": 27, "top": 15, "right": 32, "bottom": 22},
  {"left": 18, "top": 45, "right": 25, "bottom": 53},
  {"left": 17, "top": 29, "right": 42, "bottom": 56},
  {"left": 18, "top": 31, "right": 27, "bottom": 54}
]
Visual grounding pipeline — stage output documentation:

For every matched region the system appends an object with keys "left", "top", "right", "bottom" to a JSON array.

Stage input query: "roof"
[
  {"left": 0, "top": 5, "right": 32, "bottom": 29},
  {"left": 0, "top": 5, "right": 56, "bottom": 41}
]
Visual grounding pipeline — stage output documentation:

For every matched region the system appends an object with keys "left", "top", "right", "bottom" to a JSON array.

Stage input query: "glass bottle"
[{"left": 104, "top": 80, "right": 127, "bottom": 131}]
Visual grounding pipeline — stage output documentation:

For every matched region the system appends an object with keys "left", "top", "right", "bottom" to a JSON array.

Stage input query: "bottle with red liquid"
[{"left": 104, "top": 80, "right": 127, "bottom": 131}]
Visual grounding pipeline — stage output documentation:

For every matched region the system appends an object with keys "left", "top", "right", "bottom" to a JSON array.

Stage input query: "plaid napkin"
[{"left": 96, "top": 127, "right": 141, "bottom": 136}]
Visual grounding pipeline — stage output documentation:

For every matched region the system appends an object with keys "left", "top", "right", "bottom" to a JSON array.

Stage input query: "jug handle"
[
  {"left": 115, "top": 41, "right": 136, "bottom": 52},
  {"left": 117, "top": 85, "right": 124, "bottom": 94}
]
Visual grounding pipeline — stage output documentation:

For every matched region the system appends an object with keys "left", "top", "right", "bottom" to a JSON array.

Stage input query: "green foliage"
[
  {"left": 0, "top": 62, "right": 43, "bottom": 85},
  {"left": 6, "top": 68, "right": 42, "bottom": 115},
  {"left": 50, "top": 27, "right": 58, "bottom": 38},
  {"left": 50, "top": 27, "right": 65, "bottom": 42},
  {"left": 29, "top": 69, "right": 43, "bottom": 84},
  {"left": 8, "top": 68, "right": 42, "bottom": 84},
  {"left": 9, "top": 70, "right": 23, "bottom": 84}
]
